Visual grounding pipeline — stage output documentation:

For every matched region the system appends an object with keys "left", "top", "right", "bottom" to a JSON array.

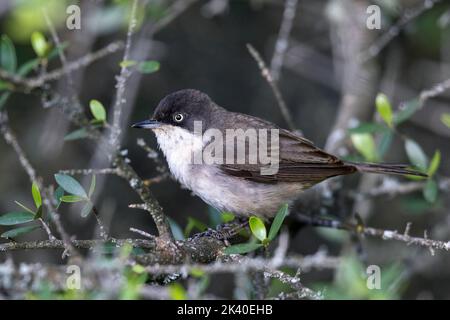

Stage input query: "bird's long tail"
[{"left": 348, "top": 162, "right": 427, "bottom": 177}]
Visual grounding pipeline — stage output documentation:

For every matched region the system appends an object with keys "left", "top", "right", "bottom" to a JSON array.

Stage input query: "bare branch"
[
  {"left": 59, "top": 168, "right": 120, "bottom": 176},
  {"left": 0, "top": 42, "right": 124, "bottom": 91},
  {"left": 295, "top": 214, "right": 450, "bottom": 252},
  {"left": 109, "top": 0, "right": 139, "bottom": 150},
  {"left": 360, "top": 0, "right": 442, "bottom": 62},
  {"left": 270, "top": 0, "right": 298, "bottom": 81},
  {"left": 247, "top": 43, "right": 296, "bottom": 131},
  {"left": 420, "top": 78, "right": 450, "bottom": 102}
]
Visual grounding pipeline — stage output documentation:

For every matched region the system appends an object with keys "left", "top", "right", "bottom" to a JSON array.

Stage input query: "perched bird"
[{"left": 132, "top": 89, "right": 425, "bottom": 218}]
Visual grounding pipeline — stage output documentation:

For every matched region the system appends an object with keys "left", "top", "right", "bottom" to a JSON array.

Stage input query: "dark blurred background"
[{"left": 0, "top": 0, "right": 449, "bottom": 299}]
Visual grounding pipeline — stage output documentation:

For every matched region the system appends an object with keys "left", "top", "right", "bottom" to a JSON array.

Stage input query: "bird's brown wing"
[{"left": 218, "top": 116, "right": 356, "bottom": 184}]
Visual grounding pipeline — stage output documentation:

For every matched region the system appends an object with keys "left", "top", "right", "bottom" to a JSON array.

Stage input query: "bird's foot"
[{"left": 190, "top": 219, "right": 248, "bottom": 242}]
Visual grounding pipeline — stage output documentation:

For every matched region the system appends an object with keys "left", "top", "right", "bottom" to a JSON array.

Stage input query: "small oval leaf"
[
  {"left": 423, "top": 179, "right": 438, "bottom": 203},
  {"left": 60, "top": 195, "right": 85, "bottom": 203},
  {"left": 223, "top": 243, "right": 263, "bottom": 255},
  {"left": 119, "top": 60, "right": 137, "bottom": 68},
  {"left": 376, "top": 93, "right": 393, "bottom": 127},
  {"left": 137, "top": 60, "right": 160, "bottom": 74},
  {"left": 80, "top": 201, "right": 93, "bottom": 218},
  {"left": 249, "top": 216, "right": 267, "bottom": 242},
  {"left": 54, "top": 187, "right": 64, "bottom": 208},
  {"left": 351, "top": 133, "right": 378, "bottom": 162},
  {"left": 64, "top": 128, "right": 89, "bottom": 141},
  {"left": 168, "top": 283, "right": 187, "bottom": 300},
  {"left": 1, "top": 226, "right": 39, "bottom": 239},
  {"left": 428, "top": 150, "right": 441, "bottom": 177},
  {"left": 88, "top": 175, "right": 96, "bottom": 198},
  {"left": 54, "top": 174, "right": 87, "bottom": 197},
  {"left": 405, "top": 139, "right": 428, "bottom": 171},
  {"left": 393, "top": 99, "right": 422, "bottom": 125},
  {"left": 0, "top": 35, "right": 17, "bottom": 72},
  {"left": 89, "top": 99, "right": 106, "bottom": 122},
  {"left": 268, "top": 204, "right": 289, "bottom": 241},
  {"left": 441, "top": 113, "right": 450, "bottom": 128},
  {"left": 31, "top": 181, "right": 42, "bottom": 209},
  {"left": 31, "top": 31, "right": 50, "bottom": 58},
  {"left": 0, "top": 211, "right": 35, "bottom": 225}
]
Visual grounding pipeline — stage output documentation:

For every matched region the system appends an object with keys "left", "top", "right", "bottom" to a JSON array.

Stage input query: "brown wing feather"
[{"left": 217, "top": 113, "right": 355, "bottom": 184}]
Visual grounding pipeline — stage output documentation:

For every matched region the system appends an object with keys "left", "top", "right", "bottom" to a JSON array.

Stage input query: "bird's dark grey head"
[{"left": 132, "top": 89, "right": 223, "bottom": 133}]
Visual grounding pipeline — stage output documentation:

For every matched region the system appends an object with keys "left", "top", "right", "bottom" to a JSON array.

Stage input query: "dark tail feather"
[{"left": 348, "top": 162, "right": 428, "bottom": 177}]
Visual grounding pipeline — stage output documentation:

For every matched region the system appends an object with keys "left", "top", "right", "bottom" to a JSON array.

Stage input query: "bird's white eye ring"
[{"left": 174, "top": 113, "right": 184, "bottom": 122}]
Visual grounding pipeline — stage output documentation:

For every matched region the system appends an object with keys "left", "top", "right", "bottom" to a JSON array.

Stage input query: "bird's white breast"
[
  {"left": 153, "top": 125, "right": 303, "bottom": 217},
  {"left": 153, "top": 125, "right": 203, "bottom": 189}
]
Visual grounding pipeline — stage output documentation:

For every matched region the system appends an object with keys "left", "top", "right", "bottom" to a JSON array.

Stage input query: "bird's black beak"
[{"left": 131, "top": 119, "right": 162, "bottom": 129}]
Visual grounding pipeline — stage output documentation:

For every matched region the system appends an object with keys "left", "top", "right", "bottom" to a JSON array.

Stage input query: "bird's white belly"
[{"left": 154, "top": 126, "right": 302, "bottom": 217}]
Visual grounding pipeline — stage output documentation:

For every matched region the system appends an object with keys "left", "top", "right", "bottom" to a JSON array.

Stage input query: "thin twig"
[
  {"left": 59, "top": 168, "right": 120, "bottom": 176},
  {"left": 295, "top": 214, "right": 450, "bottom": 252},
  {"left": 130, "top": 227, "right": 155, "bottom": 239},
  {"left": 247, "top": 43, "right": 296, "bottom": 131},
  {"left": 353, "top": 176, "right": 450, "bottom": 199},
  {"left": 0, "top": 111, "right": 80, "bottom": 254},
  {"left": 420, "top": 78, "right": 450, "bottom": 102},
  {"left": 0, "top": 42, "right": 124, "bottom": 90},
  {"left": 360, "top": 0, "right": 442, "bottom": 62},
  {"left": 109, "top": 0, "right": 139, "bottom": 150},
  {"left": 270, "top": 0, "right": 298, "bottom": 81}
]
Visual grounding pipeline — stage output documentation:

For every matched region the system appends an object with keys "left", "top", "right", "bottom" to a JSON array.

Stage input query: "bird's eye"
[{"left": 173, "top": 113, "right": 184, "bottom": 123}]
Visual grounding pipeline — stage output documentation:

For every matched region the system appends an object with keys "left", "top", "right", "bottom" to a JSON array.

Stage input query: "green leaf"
[
  {"left": 0, "top": 211, "right": 35, "bottom": 225},
  {"left": 207, "top": 206, "right": 221, "bottom": 227},
  {"left": 221, "top": 212, "right": 235, "bottom": 223},
  {"left": 31, "top": 31, "right": 50, "bottom": 58},
  {"left": 393, "top": 99, "right": 421, "bottom": 125},
  {"left": 60, "top": 195, "right": 86, "bottom": 203},
  {"left": 423, "top": 179, "right": 438, "bottom": 203},
  {"left": 137, "top": 60, "right": 160, "bottom": 74},
  {"left": 64, "top": 128, "right": 89, "bottom": 141},
  {"left": 88, "top": 175, "right": 96, "bottom": 198},
  {"left": 0, "top": 92, "right": 11, "bottom": 111},
  {"left": 14, "top": 201, "right": 35, "bottom": 214},
  {"left": 31, "top": 181, "right": 42, "bottom": 209},
  {"left": 223, "top": 243, "right": 263, "bottom": 255},
  {"left": 17, "top": 58, "right": 39, "bottom": 76},
  {"left": 184, "top": 217, "right": 208, "bottom": 237},
  {"left": 249, "top": 216, "right": 267, "bottom": 242},
  {"left": 168, "top": 218, "right": 184, "bottom": 241},
  {"left": 47, "top": 42, "right": 68, "bottom": 60},
  {"left": 119, "top": 60, "right": 137, "bottom": 68},
  {"left": 348, "top": 122, "right": 388, "bottom": 134},
  {"left": 0, "top": 35, "right": 17, "bottom": 72},
  {"left": 168, "top": 283, "right": 187, "bottom": 300},
  {"left": 1, "top": 226, "right": 39, "bottom": 239},
  {"left": 378, "top": 131, "right": 393, "bottom": 159},
  {"left": 405, "top": 139, "right": 428, "bottom": 171},
  {"left": 89, "top": 99, "right": 106, "bottom": 122},
  {"left": 376, "top": 93, "right": 393, "bottom": 127},
  {"left": 54, "top": 174, "right": 87, "bottom": 197},
  {"left": 268, "top": 204, "right": 289, "bottom": 241},
  {"left": 54, "top": 187, "right": 64, "bottom": 208},
  {"left": 0, "top": 81, "right": 13, "bottom": 91},
  {"left": 350, "top": 133, "right": 378, "bottom": 162},
  {"left": 441, "top": 113, "right": 450, "bottom": 128},
  {"left": 80, "top": 202, "right": 93, "bottom": 218},
  {"left": 34, "top": 205, "right": 43, "bottom": 220},
  {"left": 428, "top": 150, "right": 441, "bottom": 177}
]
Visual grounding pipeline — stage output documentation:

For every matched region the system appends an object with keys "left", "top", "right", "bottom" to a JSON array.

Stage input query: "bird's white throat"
[{"left": 153, "top": 125, "right": 203, "bottom": 188}]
